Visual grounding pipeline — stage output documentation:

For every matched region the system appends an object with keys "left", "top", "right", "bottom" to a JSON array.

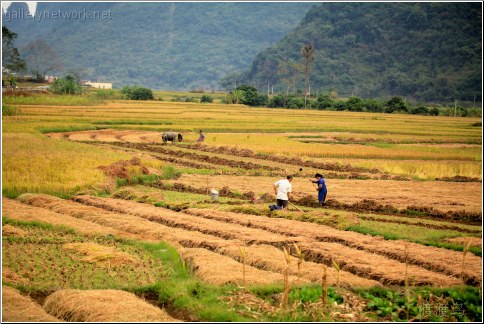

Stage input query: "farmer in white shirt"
[{"left": 269, "top": 175, "right": 293, "bottom": 211}]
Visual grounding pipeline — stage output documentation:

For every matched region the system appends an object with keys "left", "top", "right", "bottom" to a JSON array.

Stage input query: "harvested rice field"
[{"left": 2, "top": 100, "right": 482, "bottom": 321}]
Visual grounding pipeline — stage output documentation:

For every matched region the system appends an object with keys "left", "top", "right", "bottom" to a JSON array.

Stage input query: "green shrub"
[
  {"left": 120, "top": 85, "right": 154, "bottom": 100},
  {"left": 410, "top": 104, "right": 429, "bottom": 115},
  {"left": 314, "top": 94, "right": 333, "bottom": 110},
  {"left": 346, "top": 96, "right": 364, "bottom": 111},
  {"left": 200, "top": 95, "right": 213, "bottom": 103},
  {"left": 429, "top": 107, "right": 440, "bottom": 116},
  {"left": 50, "top": 75, "right": 82, "bottom": 94},
  {"left": 286, "top": 96, "right": 304, "bottom": 109}
]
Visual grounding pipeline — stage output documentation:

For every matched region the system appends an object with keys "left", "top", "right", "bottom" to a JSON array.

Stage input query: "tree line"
[{"left": 222, "top": 85, "right": 479, "bottom": 117}]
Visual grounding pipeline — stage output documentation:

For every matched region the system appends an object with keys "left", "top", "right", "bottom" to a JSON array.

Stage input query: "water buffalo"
[{"left": 162, "top": 131, "right": 182, "bottom": 144}]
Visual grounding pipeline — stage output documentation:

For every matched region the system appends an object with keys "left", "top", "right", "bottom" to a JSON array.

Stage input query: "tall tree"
[
  {"left": 23, "top": 39, "right": 63, "bottom": 81},
  {"left": 2, "top": 26, "right": 26, "bottom": 73},
  {"left": 278, "top": 60, "right": 303, "bottom": 95},
  {"left": 301, "top": 43, "right": 316, "bottom": 108}
]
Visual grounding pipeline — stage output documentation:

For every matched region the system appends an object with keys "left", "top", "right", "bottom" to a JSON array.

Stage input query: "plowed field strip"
[
  {"left": 72, "top": 195, "right": 301, "bottom": 246},
  {"left": 179, "top": 143, "right": 381, "bottom": 175},
  {"left": 103, "top": 141, "right": 281, "bottom": 171},
  {"left": 185, "top": 209, "right": 482, "bottom": 285},
  {"left": 176, "top": 238, "right": 379, "bottom": 287},
  {"left": 89, "top": 140, "right": 386, "bottom": 180},
  {"left": 14, "top": 194, "right": 374, "bottom": 287},
  {"left": 299, "top": 242, "right": 461, "bottom": 287},
  {"left": 181, "top": 247, "right": 301, "bottom": 286},
  {"left": 69, "top": 196, "right": 462, "bottom": 287},
  {"left": 92, "top": 142, "right": 232, "bottom": 171},
  {"left": 16, "top": 193, "right": 231, "bottom": 250},
  {"left": 198, "top": 243, "right": 380, "bottom": 287},
  {"left": 1, "top": 199, "right": 141, "bottom": 241}
]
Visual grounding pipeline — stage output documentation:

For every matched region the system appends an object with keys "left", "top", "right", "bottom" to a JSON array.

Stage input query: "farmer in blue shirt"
[{"left": 309, "top": 173, "right": 327, "bottom": 206}]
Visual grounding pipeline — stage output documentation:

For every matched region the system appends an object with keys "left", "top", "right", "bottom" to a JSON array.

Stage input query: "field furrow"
[
  {"left": 13, "top": 194, "right": 377, "bottom": 288},
  {"left": 1, "top": 198, "right": 141, "bottom": 241},
  {"left": 72, "top": 195, "right": 300, "bottom": 246},
  {"left": 65, "top": 195, "right": 464, "bottom": 287},
  {"left": 180, "top": 247, "right": 302, "bottom": 286},
  {"left": 198, "top": 243, "right": 380, "bottom": 287},
  {"left": 300, "top": 242, "right": 461, "bottom": 286},
  {"left": 185, "top": 209, "right": 482, "bottom": 285},
  {"left": 110, "top": 142, "right": 281, "bottom": 171}
]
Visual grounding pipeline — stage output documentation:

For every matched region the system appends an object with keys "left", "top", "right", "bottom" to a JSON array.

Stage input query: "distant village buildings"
[
  {"left": 81, "top": 81, "right": 113, "bottom": 89},
  {"left": 45, "top": 75, "right": 56, "bottom": 83}
]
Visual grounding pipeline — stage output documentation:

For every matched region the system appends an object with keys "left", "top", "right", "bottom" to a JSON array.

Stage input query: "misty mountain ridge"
[
  {"left": 239, "top": 2, "right": 482, "bottom": 102},
  {"left": 3, "top": 2, "right": 312, "bottom": 90}
]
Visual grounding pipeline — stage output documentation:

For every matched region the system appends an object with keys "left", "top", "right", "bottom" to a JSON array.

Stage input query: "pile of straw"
[{"left": 43, "top": 289, "right": 178, "bottom": 322}]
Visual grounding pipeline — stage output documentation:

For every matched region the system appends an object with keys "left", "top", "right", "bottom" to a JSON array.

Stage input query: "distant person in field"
[
  {"left": 178, "top": 133, "right": 183, "bottom": 142},
  {"left": 309, "top": 173, "right": 327, "bottom": 206},
  {"left": 269, "top": 175, "right": 293, "bottom": 211},
  {"left": 197, "top": 130, "right": 205, "bottom": 142}
]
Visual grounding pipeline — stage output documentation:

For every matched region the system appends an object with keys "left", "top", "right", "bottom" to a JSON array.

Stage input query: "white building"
[{"left": 83, "top": 81, "right": 113, "bottom": 89}]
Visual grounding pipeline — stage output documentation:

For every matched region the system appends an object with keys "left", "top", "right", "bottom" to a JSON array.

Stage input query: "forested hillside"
[
  {"left": 237, "top": 2, "right": 482, "bottom": 102},
  {"left": 2, "top": 2, "right": 312, "bottom": 89}
]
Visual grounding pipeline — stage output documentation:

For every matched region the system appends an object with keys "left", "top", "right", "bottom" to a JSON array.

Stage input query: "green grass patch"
[
  {"left": 92, "top": 120, "right": 173, "bottom": 126},
  {"left": 37, "top": 125, "right": 103, "bottom": 134},
  {"left": 2, "top": 217, "right": 75, "bottom": 234},
  {"left": 346, "top": 223, "right": 481, "bottom": 256},
  {"left": 355, "top": 285, "right": 482, "bottom": 322},
  {"left": 2, "top": 221, "right": 163, "bottom": 290},
  {"left": 2, "top": 103, "right": 22, "bottom": 116},
  {"left": 2, "top": 94, "right": 103, "bottom": 106}
]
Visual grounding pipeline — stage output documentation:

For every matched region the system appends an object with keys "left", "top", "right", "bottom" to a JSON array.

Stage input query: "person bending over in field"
[
  {"left": 197, "top": 130, "right": 205, "bottom": 142},
  {"left": 269, "top": 175, "right": 293, "bottom": 211},
  {"left": 309, "top": 173, "right": 327, "bottom": 206}
]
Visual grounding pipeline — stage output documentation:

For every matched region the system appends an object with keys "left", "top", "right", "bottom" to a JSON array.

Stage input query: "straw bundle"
[
  {"left": 43, "top": 289, "right": 178, "bottom": 322},
  {"left": 2, "top": 286, "right": 60, "bottom": 322}
]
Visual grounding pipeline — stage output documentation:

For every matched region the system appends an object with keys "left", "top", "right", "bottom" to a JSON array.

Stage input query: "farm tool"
[{"left": 288, "top": 201, "right": 305, "bottom": 212}]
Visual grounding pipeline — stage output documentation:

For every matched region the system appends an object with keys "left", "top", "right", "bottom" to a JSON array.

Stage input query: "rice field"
[{"left": 2, "top": 97, "right": 482, "bottom": 321}]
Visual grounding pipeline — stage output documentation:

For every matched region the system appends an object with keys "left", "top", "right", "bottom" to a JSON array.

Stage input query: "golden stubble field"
[{"left": 2, "top": 99, "right": 482, "bottom": 321}]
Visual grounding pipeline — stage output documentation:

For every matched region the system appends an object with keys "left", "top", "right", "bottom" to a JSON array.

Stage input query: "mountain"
[
  {"left": 237, "top": 2, "right": 482, "bottom": 102},
  {"left": 2, "top": 2, "right": 312, "bottom": 90}
]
